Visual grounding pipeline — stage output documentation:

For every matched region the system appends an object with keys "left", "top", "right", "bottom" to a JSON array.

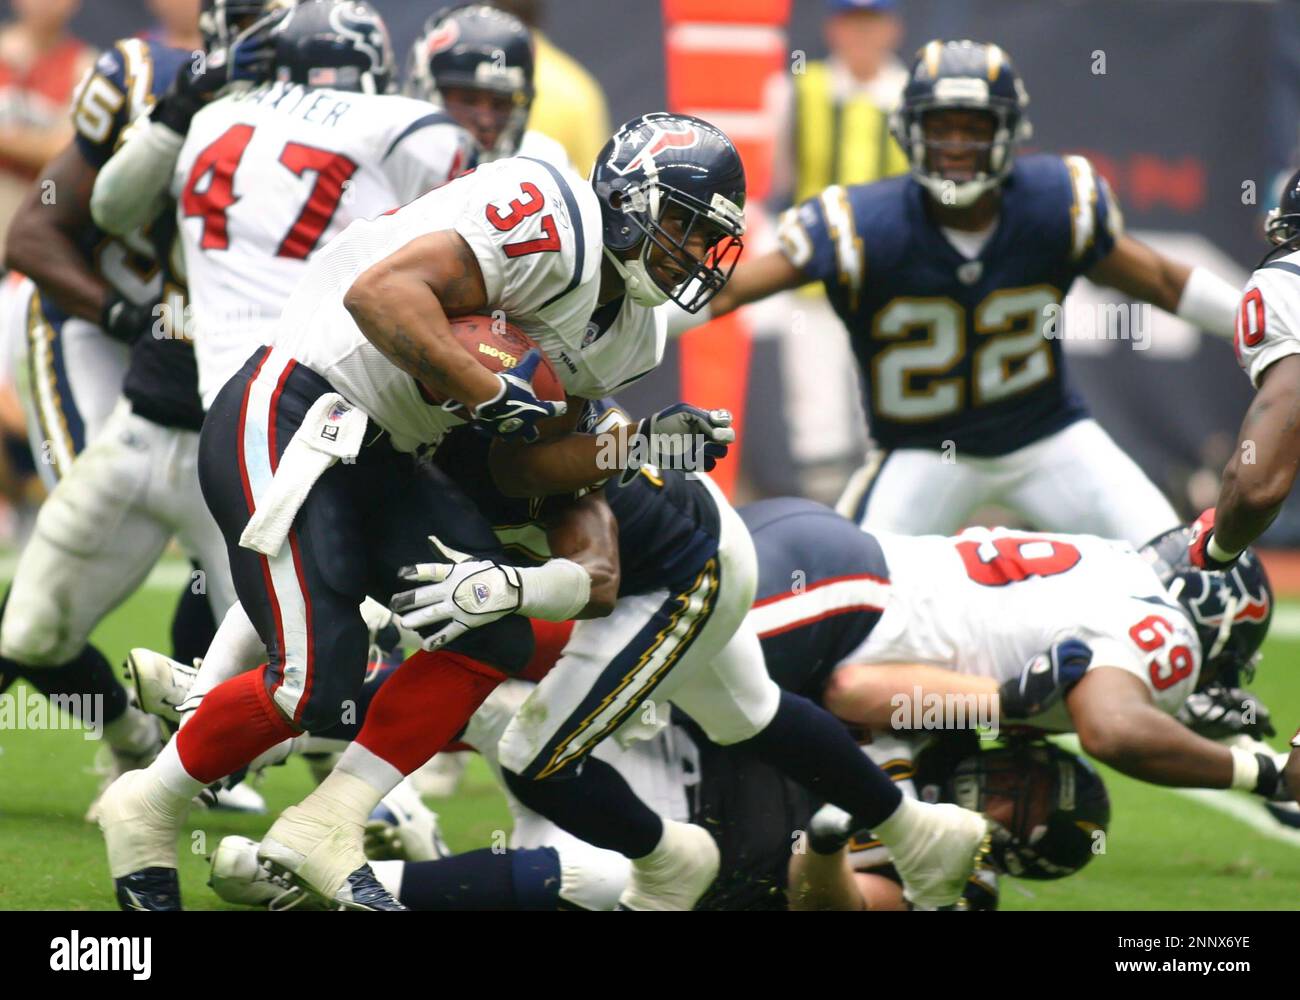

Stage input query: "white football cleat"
[
  {"left": 364, "top": 778, "right": 450, "bottom": 862},
  {"left": 196, "top": 781, "right": 268, "bottom": 814},
  {"left": 124, "top": 648, "right": 200, "bottom": 724},
  {"left": 84, "top": 712, "right": 165, "bottom": 823},
  {"left": 618, "top": 820, "right": 719, "bottom": 911},
  {"left": 209, "top": 835, "right": 328, "bottom": 911},
  {"left": 886, "top": 800, "right": 991, "bottom": 910},
  {"left": 259, "top": 804, "right": 406, "bottom": 911}
]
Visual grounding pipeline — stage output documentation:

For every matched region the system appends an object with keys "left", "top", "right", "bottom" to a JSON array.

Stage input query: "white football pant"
[
  {"left": 838, "top": 418, "right": 1180, "bottom": 548},
  {"left": 0, "top": 399, "right": 237, "bottom": 667}
]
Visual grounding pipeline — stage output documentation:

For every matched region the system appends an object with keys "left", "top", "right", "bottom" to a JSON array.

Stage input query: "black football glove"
[
  {"left": 617, "top": 403, "right": 734, "bottom": 486},
  {"left": 99, "top": 295, "right": 157, "bottom": 344},
  {"left": 998, "top": 638, "right": 1092, "bottom": 720},
  {"left": 1176, "top": 685, "right": 1275, "bottom": 740},
  {"left": 461, "top": 349, "right": 566, "bottom": 443},
  {"left": 154, "top": 13, "right": 282, "bottom": 134},
  {"left": 1251, "top": 750, "right": 1292, "bottom": 802}
]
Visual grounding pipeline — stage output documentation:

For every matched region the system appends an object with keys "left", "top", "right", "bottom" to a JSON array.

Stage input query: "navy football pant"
[{"left": 198, "top": 347, "right": 532, "bottom": 733}]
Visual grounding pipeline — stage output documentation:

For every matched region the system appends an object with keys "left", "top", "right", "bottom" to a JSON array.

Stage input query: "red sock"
[
  {"left": 520, "top": 618, "right": 575, "bottom": 683},
  {"left": 175, "top": 667, "right": 300, "bottom": 784},
  {"left": 356, "top": 650, "right": 505, "bottom": 776}
]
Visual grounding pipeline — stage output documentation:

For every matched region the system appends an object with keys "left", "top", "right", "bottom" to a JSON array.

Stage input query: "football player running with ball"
[
  {"left": 95, "top": 111, "right": 743, "bottom": 910},
  {"left": 684, "top": 39, "right": 1241, "bottom": 547},
  {"left": 1187, "top": 166, "right": 1300, "bottom": 801}
]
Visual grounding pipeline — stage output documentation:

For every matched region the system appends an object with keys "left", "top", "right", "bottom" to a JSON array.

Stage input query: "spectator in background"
[
  {"left": 764, "top": 0, "right": 908, "bottom": 503},
  {"left": 142, "top": 0, "right": 203, "bottom": 50},
  {"left": 0, "top": 0, "right": 95, "bottom": 248},
  {"left": 488, "top": 0, "right": 610, "bottom": 175}
]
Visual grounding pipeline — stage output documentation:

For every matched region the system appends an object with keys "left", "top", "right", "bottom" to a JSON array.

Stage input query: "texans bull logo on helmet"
[{"left": 611, "top": 120, "right": 701, "bottom": 178}]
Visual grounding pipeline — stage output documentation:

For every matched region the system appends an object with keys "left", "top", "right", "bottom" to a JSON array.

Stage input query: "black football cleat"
[
  {"left": 338, "top": 865, "right": 408, "bottom": 911},
  {"left": 114, "top": 867, "right": 182, "bottom": 911}
]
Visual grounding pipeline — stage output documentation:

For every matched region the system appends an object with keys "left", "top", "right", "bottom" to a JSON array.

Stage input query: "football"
[{"left": 433, "top": 314, "right": 565, "bottom": 406}]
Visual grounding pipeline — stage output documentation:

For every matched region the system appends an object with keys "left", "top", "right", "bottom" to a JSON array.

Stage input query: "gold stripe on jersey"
[
  {"left": 113, "top": 38, "right": 155, "bottom": 150},
  {"left": 25, "top": 291, "right": 75, "bottom": 480},
  {"left": 1064, "top": 155, "right": 1098, "bottom": 263},
  {"left": 534, "top": 559, "right": 719, "bottom": 780},
  {"left": 818, "top": 184, "right": 865, "bottom": 310}
]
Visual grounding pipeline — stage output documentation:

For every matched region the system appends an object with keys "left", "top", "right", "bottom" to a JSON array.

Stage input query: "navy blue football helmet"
[
  {"left": 942, "top": 740, "right": 1110, "bottom": 881},
  {"left": 890, "top": 39, "right": 1032, "bottom": 207},
  {"left": 1264, "top": 167, "right": 1300, "bottom": 262},
  {"left": 269, "top": 0, "right": 394, "bottom": 94},
  {"left": 200, "top": 0, "right": 296, "bottom": 52},
  {"left": 406, "top": 4, "right": 535, "bottom": 158},
  {"left": 1142, "top": 526, "right": 1273, "bottom": 690},
  {"left": 591, "top": 112, "right": 746, "bottom": 313}
]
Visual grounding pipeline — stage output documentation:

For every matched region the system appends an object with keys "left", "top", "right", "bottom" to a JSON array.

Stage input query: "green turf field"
[{"left": 2, "top": 570, "right": 1298, "bottom": 911}]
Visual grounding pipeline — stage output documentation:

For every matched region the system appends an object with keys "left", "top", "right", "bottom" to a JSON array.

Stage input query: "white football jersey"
[
  {"left": 1235, "top": 247, "right": 1300, "bottom": 387},
  {"left": 275, "top": 155, "right": 663, "bottom": 453},
  {"left": 173, "top": 81, "right": 475, "bottom": 407},
  {"left": 849, "top": 527, "right": 1203, "bottom": 727}
]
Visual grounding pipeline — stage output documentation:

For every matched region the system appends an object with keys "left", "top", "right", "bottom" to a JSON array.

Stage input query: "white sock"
[
  {"left": 870, "top": 794, "right": 926, "bottom": 852},
  {"left": 189, "top": 603, "right": 265, "bottom": 703},
  {"left": 370, "top": 859, "right": 405, "bottom": 898},
  {"left": 151, "top": 739, "right": 206, "bottom": 805}
]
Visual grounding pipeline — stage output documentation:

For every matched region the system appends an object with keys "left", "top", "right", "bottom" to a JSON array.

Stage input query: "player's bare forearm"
[
  {"left": 1086, "top": 235, "right": 1189, "bottom": 313},
  {"left": 710, "top": 250, "right": 807, "bottom": 318},
  {"left": 345, "top": 230, "right": 499, "bottom": 407},
  {"left": 1068, "top": 668, "right": 1233, "bottom": 787},
  {"left": 787, "top": 849, "right": 867, "bottom": 911},
  {"left": 543, "top": 491, "right": 621, "bottom": 618},
  {"left": 1214, "top": 354, "right": 1300, "bottom": 553},
  {"left": 823, "top": 662, "right": 998, "bottom": 731},
  {"left": 490, "top": 420, "right": 633, "bottom": 497},
  {"left": 3, "top": 143, "right": 110, "bottom": 322}
]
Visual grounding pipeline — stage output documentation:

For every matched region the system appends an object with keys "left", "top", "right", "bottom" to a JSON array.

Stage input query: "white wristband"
[
  {"left": 659, "top": 299, "right": 712, "bottom": 338},
  {"left": 1207, "top": 534, "right": 1243, "bottom": 564},
  {"left": 516, "top": 558, "right": 592, "bottom": 621},
  {"left": 1176, "top": 266, "right": 1240, "bottom": 340},
  {"left": 1230, "top": 745, "right": 1260, "bottom": 791}
]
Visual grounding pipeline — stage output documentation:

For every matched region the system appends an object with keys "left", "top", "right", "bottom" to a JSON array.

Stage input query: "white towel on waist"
[{"left": 239, "top": 392, "right": 369, "bottom": 557}]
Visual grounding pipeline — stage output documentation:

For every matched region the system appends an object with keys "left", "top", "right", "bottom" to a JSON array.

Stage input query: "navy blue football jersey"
[
  {"left": 69, "top": 38, "right": 204, "bottom": 429},
  {"left": 71, "top": 39, "right": 189, "bottom": 302},
  {"left": 777, "top": 154, "right": 1122, "bottom": 456},
  {"left": 741, "top": 498, "right": 888, "bottom": 700}
]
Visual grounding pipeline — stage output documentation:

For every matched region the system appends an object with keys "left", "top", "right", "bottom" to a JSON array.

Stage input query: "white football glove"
[{"left": 391, "top": 536, "right": 522, "bottom": 651}]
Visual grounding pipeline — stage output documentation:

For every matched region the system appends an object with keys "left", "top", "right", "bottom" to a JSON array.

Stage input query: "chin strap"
[{"left": 603, "top": 245, "right": 669, "bottom": 308}]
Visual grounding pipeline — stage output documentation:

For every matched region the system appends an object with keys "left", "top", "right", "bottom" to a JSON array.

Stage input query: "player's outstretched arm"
[
  {"left": 89, "top": 115, "right": 183, "bottom": 236},
  {"left": 1210, "top": 354, "right": 1300, "bottom": 555},
  {"left": 490, "top": 402, "right": 734, "bottom": 497},
  {"left": 1085, "top": 234, "right": 1238, "bottom": 338},
  {"left": 1068, "top": 668, "right": 1287, "bottom": 796},
  {"left": 345, "top": 230, "right": 504, "bottom": 410},
  {"left": 5, "top": 144, "right": 112, "bottom": 324},
  {"left": 542, "top": 491, "right": 621, "bottom": 619}
]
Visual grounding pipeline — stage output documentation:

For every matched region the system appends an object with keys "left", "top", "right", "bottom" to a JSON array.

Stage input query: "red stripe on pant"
[{"left": 355, "top": 650, "right": 507, "bottom": 776}]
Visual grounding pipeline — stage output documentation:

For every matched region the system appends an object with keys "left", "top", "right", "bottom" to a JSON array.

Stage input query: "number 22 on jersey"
[
  {"left": 871, "top": 285, "right": 1060, "bottom": 422},
  {"left": 181, "top": 123, "right": 359, "bottom": 259}
]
